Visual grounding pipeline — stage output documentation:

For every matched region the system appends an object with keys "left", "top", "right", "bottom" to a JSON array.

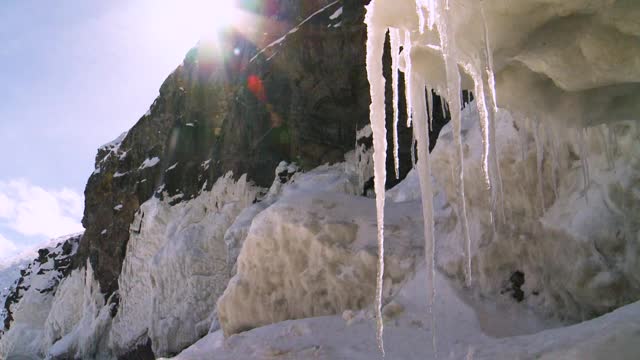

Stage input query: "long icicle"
[
  {"left": 411, "top": 73, "right": 438, "bottom": 355},
  {"left": 545, "top": 122, "right": 560, "bottom": 201},
  {"left": 480, "top": 3, "right": 506, "bottom": 226},
  {"left": 437, "top": 5, "right": 473, "bottom": 287},
  {"left": 364, "top": 3, "right": 387, "bottom": 355},
  {"left": 404, "top": 30, "right": 414, "bottom": 128},
  {"left": 390, "top": 28, "right": 401, "bottom": 179},
  {"left": 533, "top": 120, "right": 546, "bottom": 215}
]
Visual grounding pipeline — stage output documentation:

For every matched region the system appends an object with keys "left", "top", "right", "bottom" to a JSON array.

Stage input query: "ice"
[
  {"left": 390, "top": 28, "right": 401, "bottom": 180},
  {"left": 403, "top": 30, "right": 413, "bottom": 128},
  {"left": 408, "top": 72, "right": 437, "bottom": 350},
  {"left": 110, "top": 172, "right": 261, "bottom": 357},
  {"left": 364, "top": 3, "right": 388, "bottom": 352}
]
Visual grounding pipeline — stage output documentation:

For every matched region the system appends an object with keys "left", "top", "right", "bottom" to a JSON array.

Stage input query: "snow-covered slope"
[
  {"left": 0, "top": 233, "right": 82, "bottom": 358},
  {"left": 109, "top": 173, "right": 261, "bottom": 357}
]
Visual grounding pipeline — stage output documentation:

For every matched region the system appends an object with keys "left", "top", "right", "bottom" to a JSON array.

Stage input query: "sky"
[{"left": 0, "top": 0, "right": 230, "bottom": 261}]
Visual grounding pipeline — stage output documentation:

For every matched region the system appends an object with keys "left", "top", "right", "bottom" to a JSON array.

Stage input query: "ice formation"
[
  {"left": 109, "top": 172, "right": 260, "bottom": 357},
  {"left": 217, "top": 164, "right": 423, "bottom": 337},
  {"left": 364, "top": 0, "right": 640, "bottom": 352}
]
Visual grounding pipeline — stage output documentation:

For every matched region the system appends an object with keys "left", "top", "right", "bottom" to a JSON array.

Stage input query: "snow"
[
  {"left": 217, "top": 164, "right": 423, "bottom": 338},
  {"left": 167, "top": 262, "right": 640, "bottom": 360},
  {"left": 138, "top": 156, "right": 160, "bottom": 170},
  {"left": 98, "top": 132, "right": 127, "bottom": 152},
  {"left": 0, "top": 235, "right": 81, "bottom": 358},
  {"left": 166, "top": 162, "right": 179, "bottom": 172},
  {"left": 329, "top": 7, "right": 342, "bottom": 20},
  {"left": 109, "top": 172, "right": 261, "bottom": 357},
  {"left": 43, "top": 262, "right": 115, "bottom": 359},
  {"left": 96, "top": 131, "right": 129, "bottom": 167}
]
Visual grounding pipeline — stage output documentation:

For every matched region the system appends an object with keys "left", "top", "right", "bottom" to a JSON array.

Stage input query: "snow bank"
[
  {"left": 217, "top": 165, "right": 424, "bottom": 336},
  {"left": 168, "top": 262, "right": 640, "bottom": 360},
  {"left": 109, "top": 173, "right": 260, "bottom": 357}
]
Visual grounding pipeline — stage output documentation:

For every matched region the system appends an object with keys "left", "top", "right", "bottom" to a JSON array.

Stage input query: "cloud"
[
  {"left": 0, "top": 233, "right": 18, "bottom": 259},
  {"left": 0, "top": 179, "right": 84, "bottom": 239}
]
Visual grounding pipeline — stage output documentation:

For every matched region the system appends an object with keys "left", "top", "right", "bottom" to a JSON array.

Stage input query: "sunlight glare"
[{"left": 189, "top": 0, "right": 242, "bottom": 36}]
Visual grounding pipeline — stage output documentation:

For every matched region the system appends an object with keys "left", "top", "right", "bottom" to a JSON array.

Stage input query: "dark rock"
[
  {"left": 117, "top": 337, "right": 155, "bottom": 360},
  {"left": 501, "top": 270, "right": 526, "bottom": 302}
]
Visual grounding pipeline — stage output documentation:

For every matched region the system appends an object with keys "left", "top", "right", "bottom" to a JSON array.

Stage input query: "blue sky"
[{"left": 0, "top": 0, "right": 223, "bottom": 260}]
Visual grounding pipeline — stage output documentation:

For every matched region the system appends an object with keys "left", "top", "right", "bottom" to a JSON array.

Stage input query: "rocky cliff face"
[
  {"left": 76, "top": 0, "right": 436, "bottom": 301},
  {"left": 36, "top": 0, "right": 435, "bottom": 357}
]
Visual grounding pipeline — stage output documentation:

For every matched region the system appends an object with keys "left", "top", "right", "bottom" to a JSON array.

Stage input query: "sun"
[{"left": 188, "top": 0, "right": 243, "bottom": 36}]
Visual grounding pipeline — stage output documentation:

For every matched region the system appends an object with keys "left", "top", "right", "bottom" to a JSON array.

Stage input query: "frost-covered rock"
[
  {"left": 0, "top": 234, "right": 81, "bottom": 358},
  {"left": 217, "top": 164, "right": 424, "bottom": 336},
  {"left": 108, "top": 173, "right": 261, "bottom": 357},
  {"left": 44, "top": 263, "right": 116, "bottom": 360},
  {"left": 426, "top": 103, "right": 640, "bottom": 322}
]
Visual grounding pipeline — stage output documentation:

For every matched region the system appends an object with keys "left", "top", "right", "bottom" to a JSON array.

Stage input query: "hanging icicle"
[
  {"left": 390, "top": 28, "right": 401, "bottom": 180},
  {"left": 411, "top": 72, "right": 438, "bottom": 354},
  {"left": 364, "top": 2, "right": 388, "bottom": 355},
  {"left": 436, "top": 4, "right": 473, "bottom": 287},
  {"left": 404, "top": 30, "right": 414, "bottom": 128}
]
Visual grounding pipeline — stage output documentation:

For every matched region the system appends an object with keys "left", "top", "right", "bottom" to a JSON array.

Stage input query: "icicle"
[
  {"left": 411, "top": 73, "right": 436, "bottom": 318},
  {"left": 577, "top": 128, "right": 590, "bottom": 197},
  {"left": 427, "top": 0, "right": 436, "bottom": 30},
  {"left": 364, "top": 4, "right": 387, "bottom": 355},
  {"left": 545, "top": 122, "right": 560, "bottom": 201},
  {"left": 467, "top": 65, "right": 491, "bottom": 192},
  {"left": 390, "top": 28, "right": 401, "bottom": 180},
  {"left": 416, "top": 0, "right": 426, "bottom": 34},
  {"left": 598, "top": 125, "right": 613, "bottom": 170},
  {"left": 404, "top": 30, "right": 414, "bottom": 128},
  {"left": 437, "top": 7, "right": 473, "bottom": 287},
  {"left": 533, "top": 120, "right": 545, "bottom": 215}
]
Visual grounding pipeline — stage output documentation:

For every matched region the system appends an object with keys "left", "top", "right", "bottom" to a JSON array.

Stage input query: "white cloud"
[
  {"left": 0, "top": 233, "right": 18, "bottom": 260},
  {"left": 0, "top": 179, "right": 84, "bottom": 239}
]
